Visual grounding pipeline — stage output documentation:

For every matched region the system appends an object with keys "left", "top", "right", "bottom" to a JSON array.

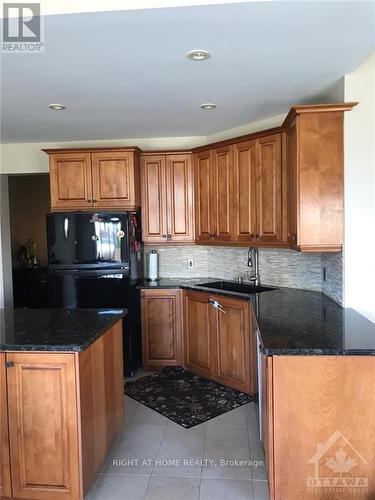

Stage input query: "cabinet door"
[
  {"left": 0, "top": 353, "right": 12, "bottom": 499},
  {"left": 257, "top": 134, "right": 283, "bottom": 243},
  {"left": 166, "top": 154, "right": 195, "bottom": 242},
  {"left": 141, "top": 155, "right": 168, "bottom": 243},
  {"left": 91, "top": 151, "right": 139, "bottom": 209},
  {"left": 212, "top": 295, "right": 252, "bottom": 394},
  {"left": 194, "top": 151, "right": 216, "bottom": 242},
  {"left": 286, "top": 120, "right": 298, "bottom": 248},
  {"left": 213, "top": 146, "right": 234, "bottom": 241},
  {"left": 141, "top": 289, "right": 182, "bottom": 370},
  {"left": 6, "top": 353, "right": 80, "bottom": 500},
  {"left": 49, "top": 152, "right": 92, "bottom": 210},
  {"left": 233, "top": 140, "right": 258, "bottom": 243},
  {"left": 184, "top": 291, "right": 215, "bottom": 379}
]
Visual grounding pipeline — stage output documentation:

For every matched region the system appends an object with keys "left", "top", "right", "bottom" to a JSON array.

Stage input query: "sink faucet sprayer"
[{"left": 247, "top": 248, "right": 260, "bottom": 285}]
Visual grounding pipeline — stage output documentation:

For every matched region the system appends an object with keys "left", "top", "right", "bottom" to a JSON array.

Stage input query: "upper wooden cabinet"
[
  {"left": 233, "top": 134, "right": 287, "bottom": 246},
  {"left": 284, "top": 103, "right": 356, "bottom": 252},
  {"left": 194, "top": 145, "right": 235, "bottom": 243},
  {"left": 141, "top": 153, "right": 194, "bottom": 243},
  {"left": 44, "top": 148, "right": 141, "bottom": 211}
]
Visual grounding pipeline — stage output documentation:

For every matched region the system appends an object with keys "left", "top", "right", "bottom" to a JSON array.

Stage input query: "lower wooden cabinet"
[
  {"left": 1, "top": 321, "right": 124, "bottom": 500},
  {"left": 141, "top": 289, "right": 183, "bottom": 370},
  {"left": 184, "top": 290, "right": 253, "bottom": 394},
  {"left": 184, "top": 290, "right": 216, "bottom": 379},
  {"left": 0, "top": 353, "right": 12, "bottom": 499}
]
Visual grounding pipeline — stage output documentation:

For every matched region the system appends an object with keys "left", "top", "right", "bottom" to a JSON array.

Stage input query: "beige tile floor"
[{"left": 85, "top": 373, "right": 269, "bottom": 500}]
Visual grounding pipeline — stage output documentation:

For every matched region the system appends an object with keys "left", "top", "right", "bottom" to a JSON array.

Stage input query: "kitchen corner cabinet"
[
  {"left": 1, "top": 321, "right": 124, "bottom": 500},
  {"left": 284, "top": 103, "right": 356, "bottom": 252},
  {"left": 141, "top": 289, "right": 183, "bottom": 370},
  {"left": 184, "top": 291, "right": 253, "bottom": 394},
  {"left": 140, "top": 153, "right": 194, "bottom": 244},
  {"left": 44, "top": 148, "right": 141, "bottom": 211}
]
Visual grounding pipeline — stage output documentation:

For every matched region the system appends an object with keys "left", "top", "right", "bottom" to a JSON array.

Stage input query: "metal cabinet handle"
[
  {"left": 93, "top": 199, "right": 97, "bottom": 203},
  {"left": 167, "top": 234, "right": 172, "bottom": 240},
  {"left": 209, "top": 299, "right": 226, "bottom": 313},
  {"left": 87, "top": 199, "right": 92, "bottom": 203},
  {"left": 5, "top": 361, "right": 14, "bottom": 368},
  {"left": 162, "top": 234, "right": 167, "bottom": 238}
]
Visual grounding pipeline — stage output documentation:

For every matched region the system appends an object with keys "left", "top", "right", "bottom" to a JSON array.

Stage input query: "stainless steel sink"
[{"left": 196, "top": 281, "right": 275, "bottom": 294}]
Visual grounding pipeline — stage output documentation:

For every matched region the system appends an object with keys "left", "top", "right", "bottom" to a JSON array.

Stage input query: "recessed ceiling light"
[
  {"left": 48, "top": 103, "right": 66, "bottom": 110},
  {"left": 200, "top": 103, "right": 217, "bottom": 110},
  {"left": 187, "top": 49, "right": 210, "bottom": 61}
]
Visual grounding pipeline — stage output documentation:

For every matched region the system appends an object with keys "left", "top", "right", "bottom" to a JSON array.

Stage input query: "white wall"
[
  {"left": 0, "top": 113, "right": 285, "bottom": 174},
  {"left": 344, "top": 51, "right": 375, "bottom": 323}
]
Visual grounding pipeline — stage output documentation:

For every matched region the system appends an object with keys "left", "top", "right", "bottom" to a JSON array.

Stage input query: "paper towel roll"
[{"left": 148, "top": 250, "right": 158, "bottom": 281}]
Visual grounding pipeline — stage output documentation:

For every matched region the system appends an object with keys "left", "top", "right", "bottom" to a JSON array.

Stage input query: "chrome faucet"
[{"left": 247, "top": 247, "right": 260, "bottom": 285}]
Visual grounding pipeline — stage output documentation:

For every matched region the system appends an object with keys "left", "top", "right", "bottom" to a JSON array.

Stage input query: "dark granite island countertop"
[
  {"left": 138, "top": 278, "right": 375, "bottom": 356},
  {"left": 0, "top": 308, "right": 127, "bottom": 352}
]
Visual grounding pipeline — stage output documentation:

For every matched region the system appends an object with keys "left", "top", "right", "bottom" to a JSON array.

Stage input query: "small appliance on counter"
[
  {"left": 46, "top": 211, "right": 143, "bottom": 376},
  {"left": 147, "top": 249, "right": 159, "bottom": 281}
]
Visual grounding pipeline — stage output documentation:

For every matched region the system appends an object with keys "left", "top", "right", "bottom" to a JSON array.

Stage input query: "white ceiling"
[{"left": 1, "top": 1, "right": 374, "bottom": 143}]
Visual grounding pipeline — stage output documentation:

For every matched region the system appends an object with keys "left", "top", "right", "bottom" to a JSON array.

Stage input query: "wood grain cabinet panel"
[
  {"left": 140, "top": 155, "right": 167, "bottom": 242},
  {"left": 141, "top": 289, "right": 182, "bottom": 370},
  {"left": 141, "top": 154, "right": 194, "bottom": 243},
  {"left": 233, "top": 140, "right": 258, "bottom": 243},
  {"left": 213, "top": 295, "right": 252, "bottom": 394},
  {"left": 213, "top": 146, "right": 234, "bottom": 241},
  {"left": 184, "top": 291, "right": 216, "bottom": 379},
  {"left": 49, "top": 152, "right": 92, "bottom": 210},
  {"left": 91, "top": 151, "right": 139, "bottom": 209},
  {"left": 257, "top": 134, "right": 283, "bottom": 243},
  {"left": 0, "top": 353, "right": 12, "bottom": 499},
  {"left": 6, "top": 352, "right": 80, "bottom": 500},
  {"left": 283, "top": 103, "right": 356, "bottom": 252},
  {"left": 194, "top": 150, "right": 216, "bottom": 242},
  {"left": 166, "top": 155, "right": 194, "bottom": 242},
  {"left": 45, "top": 148, "right": 141, "bottom": 212}
]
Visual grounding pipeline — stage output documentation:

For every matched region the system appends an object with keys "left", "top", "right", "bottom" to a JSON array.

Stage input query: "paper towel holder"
[{"left": 146, "top": 249, "right": 160, "bottom": 282}]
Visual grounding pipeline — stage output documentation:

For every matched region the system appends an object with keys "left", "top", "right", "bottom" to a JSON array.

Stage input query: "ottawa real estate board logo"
[
  {"left": 307, "top": 431, "right": 368, "bottom": 495},
  {"left": 2, "top": 3, "right": 44, "bottom": 53}
]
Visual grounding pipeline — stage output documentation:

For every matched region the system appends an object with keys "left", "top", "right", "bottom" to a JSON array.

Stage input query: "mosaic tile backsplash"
[{"left": 144, "top": 246, "right": 343, "bottom": 304}]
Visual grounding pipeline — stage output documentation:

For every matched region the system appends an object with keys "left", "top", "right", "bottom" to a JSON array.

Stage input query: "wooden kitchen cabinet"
[
  {"left": 194, "top": 146, "right": 234, "bottom": 243},
  {"left": 1, "top": 321, "right": 124, "bottom": 500},
  {"left": 284, "top": 103, "right": 356, "bottom": 252},
  {"left": 0, "top": 353, "right": 12, "bottom": 499},
  {"left": 213, "top": 294, "right": 252, "bottom": 394},
  {"left": 141, "top": 289, "right": 183, "bottom": 370},
  {"left": 141, "top": 153, "right": 194, "bottom": 243},
  {"left": 6, "top": 352, "right": 80, "bottom": 500},
  {"left": 184, "top": 291, "right": 216, "bottom": 379},
  {"left": 194, "top": 150, "right": 216, "bottom": 242},
  {"left": 45, "top": 148, "right": 141, "bottom": 211},
  {"left": 184, "top": 290, "right": 253, "bottom": 394},
  {"left": 233, "top": 133, "right": 287, "bottom": 246}
]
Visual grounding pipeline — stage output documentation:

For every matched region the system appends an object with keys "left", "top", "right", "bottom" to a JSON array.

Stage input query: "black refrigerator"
[{"left": 46, "top": 211, "right": 143, "bottom": 376}]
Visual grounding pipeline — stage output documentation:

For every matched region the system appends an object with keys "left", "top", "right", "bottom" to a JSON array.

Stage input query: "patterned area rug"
[{"left": 125, "top": 366, "right": 253, "bottom": 428}]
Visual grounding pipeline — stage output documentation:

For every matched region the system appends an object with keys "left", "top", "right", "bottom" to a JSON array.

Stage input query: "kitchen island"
[
  {"left": 139, "top": 279, "right": 375, "bottom": 499},
  {"left": 0, "top": 308, "right": 126, "bottom": 500}
]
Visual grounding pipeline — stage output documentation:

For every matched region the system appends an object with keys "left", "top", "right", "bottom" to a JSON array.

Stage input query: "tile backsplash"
[{"left": 144, "top": 245, "right": 343, "bottom": 304}]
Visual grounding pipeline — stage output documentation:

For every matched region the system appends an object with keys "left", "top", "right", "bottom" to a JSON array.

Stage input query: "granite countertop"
[
  {"left": 139, "top": 278, "right": 375, "bottom": 356},
  {"left": 0, "top": 308, "right": 127, "bottom": 352}
]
